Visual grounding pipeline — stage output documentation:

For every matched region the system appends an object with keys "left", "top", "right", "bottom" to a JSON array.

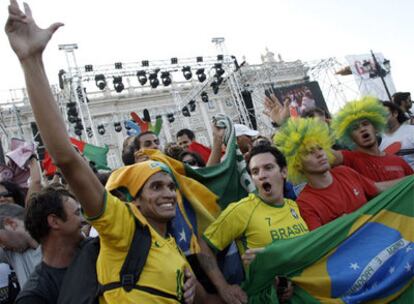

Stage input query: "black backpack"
[{"left": 57, "top": 217, "right": 152, "bottom": 304}]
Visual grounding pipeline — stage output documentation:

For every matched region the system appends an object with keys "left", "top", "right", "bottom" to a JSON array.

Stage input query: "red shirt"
[
  {"left": 341, "top": 150, "right": 413, "bottom": 182},
  {"left": 297, "top": 166, "right": 379, "bottom": 231}
]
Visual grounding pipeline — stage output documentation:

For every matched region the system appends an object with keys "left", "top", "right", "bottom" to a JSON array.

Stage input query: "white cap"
[{"left": 234, "top": 124, "right": 259, "bottom": 137}]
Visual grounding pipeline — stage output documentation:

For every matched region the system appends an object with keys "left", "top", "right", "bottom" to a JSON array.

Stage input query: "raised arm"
[
  {"left": 206, "top": 125, "right": 225, "bottom": 167},
  {"left": 25, "top": 157, "right": 42, "bottom": 206},
  {"left": 5, "top": 0, "right": 104, "bottom": 217}
]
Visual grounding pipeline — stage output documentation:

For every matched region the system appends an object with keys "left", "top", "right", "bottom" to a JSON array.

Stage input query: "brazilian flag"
[{"left": 243, "top": 175, "right": 414, "bottom": 303}]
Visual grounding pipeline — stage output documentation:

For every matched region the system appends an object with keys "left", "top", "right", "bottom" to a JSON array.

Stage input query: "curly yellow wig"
[
  {"left": 273, "top": 118, "right": 335, "bottom": 184},
  {"left": 331, "top": 96, "right": 387, "bottom": 147}
]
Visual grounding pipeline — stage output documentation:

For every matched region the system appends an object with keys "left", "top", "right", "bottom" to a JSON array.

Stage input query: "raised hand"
[
  {"left": 5, "top": 0, "right": 63, "bottom": 61},
  {"left": 183, "top": 268, "right": 196, "bottom": 304},
  {"left": 241, "top": 247, "right": 264, "bottom": 267},
  {"left": 263, "top": 94, "right": 291, "bottom": 126}
]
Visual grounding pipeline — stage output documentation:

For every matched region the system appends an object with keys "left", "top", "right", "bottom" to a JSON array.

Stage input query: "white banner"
[{"left": 345, "top": 53, "right": 396, "bottom": 101}]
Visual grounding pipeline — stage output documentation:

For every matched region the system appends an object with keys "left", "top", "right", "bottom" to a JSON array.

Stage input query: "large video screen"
[{"left": 268, "top": 81, "right": 329, "bottom": 116}]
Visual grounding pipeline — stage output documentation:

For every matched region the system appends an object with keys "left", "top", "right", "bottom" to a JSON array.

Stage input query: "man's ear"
[
  {"left": 47, "top": 214, "right": 61, "bottom": 230},
  {"left": 3, "top": 217, "right": 17, "bottom": 231},
  {"left": 132, "top": 197, "right": 141, "bottom": 209},
  {"left": 281, "top": 167, "right": 288, "bottom": 179}
]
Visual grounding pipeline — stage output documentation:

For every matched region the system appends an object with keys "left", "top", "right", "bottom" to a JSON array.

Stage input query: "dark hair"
[
  {"left": 301, "top": 107, "right": 330, "bottom": 119},
  {"left": 252, "top": 136, "right": 272, "bottom": 147},
  {"left": 176, "top": 129, "right": 195, "bottom": 141},
  {"left": 392, "top": 92, "right": 411, "bottom": 106},
  {"left": 383, "top": 101, "right": 408, "bottom": 124},
  {"left": 0, "top": 181, "right": 25, "bottom": 207},
  {"left": 178, "top": 151, "right": 206, "bottom": 167},
  {"left": 135, "top": 131, "right": 158, "bottom": 150},
  {"left": 0, "top": 203, "right": 25, "bottom": 229},
  {"left": 25, "top": 187, "right": 75, "bottom": 243},
  {"left": 164, "top": 142, "right": 184, "bottom": 160},
  {"left": 122, "top": 136, "right": 138, "bottom": 165},
  {"left": 246, "top": 144, "right": 287, "bottom": 172}
]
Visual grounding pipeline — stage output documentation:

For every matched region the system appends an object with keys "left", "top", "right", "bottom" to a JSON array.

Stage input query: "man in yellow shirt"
[
  {"left": 5, "top": 1, "right": 200, "bottom": 303},
  {"left": 202, "top": 144, "right": 309, "bottom": 303}
]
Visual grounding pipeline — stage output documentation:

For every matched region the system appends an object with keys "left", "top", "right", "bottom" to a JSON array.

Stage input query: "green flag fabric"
[
  {"left": 243, "top": 175, "right": 414, "bottom": 303},
  {"left": 185, "top": 114, "right": 256, "bottom": 209},
  {"left": 82, "top": 142, "right": 110, "bottom": 170}
]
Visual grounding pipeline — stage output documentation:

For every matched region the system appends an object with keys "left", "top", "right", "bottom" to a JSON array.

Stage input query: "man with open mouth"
[
  {"left": 274, "top": 117, "right": 406, "bottom": 231},
  {"left": 202, "top": 144, "right": 309, "bottom": 303},
  {"left": 330, "top": 97, "right": 413, "bottom": 182}
]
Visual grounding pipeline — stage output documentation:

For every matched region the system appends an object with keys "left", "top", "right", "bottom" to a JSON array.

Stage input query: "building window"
[
  {"left": 208, "top": 100, "right": 216, "bottom": 111},
  {"left": 225, "top": 99, "right": 233, "bottom": 108}
]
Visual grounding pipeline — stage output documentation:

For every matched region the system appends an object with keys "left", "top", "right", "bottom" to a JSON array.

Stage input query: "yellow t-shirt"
[
  {"left": 86, "top": 192, "right": 190, "bottom": 304},
  {"left": 203, "top": 193, "right": 309, "bottom": 256}
]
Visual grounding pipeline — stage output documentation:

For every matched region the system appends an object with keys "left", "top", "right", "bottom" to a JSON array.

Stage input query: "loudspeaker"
[{"left": 241, "top": 90, "right": 257, "bottom": 130}]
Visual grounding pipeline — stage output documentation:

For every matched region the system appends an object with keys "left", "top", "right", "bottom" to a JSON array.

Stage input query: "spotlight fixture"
[
  {"left": 182, "top": 66, "right": 192, "bottom": 80},
  {"left": 167, "top": 113, "right": 175, "bottom": 123},
  {"left": 113, "top": 76, "right": 124, "bottom": 93},
  {"left": 86, "top": 127, "right": 93, "bottom": 138},
  {"left": 136, "top": 70, "right": 147, "bottom": 85},
  {"left": 58, "top": 69, "right": 66, "bottom": 89},
  {"left": 201, "top": 91, "right": 209, "bottom": 103},
  {"left": 214, "top": 63, "right": 225, "bottom": 77},
  {"left": 95, "top": 74, "right": 107, "bottom": 90},
  {"left": 84, "top": 64, "right": 93, "bottom": 72},
  {"left": 114, "top": 122, "right": 122, "bottom": 132},
  {"left": 161, "top": 71, "right": 172, "bottom": 86},
  {"left": 149, "top": 71, "right": 159, "bottom": 88},
  {"left": 182, "top": 106, "right": 191, "bottom": 117},
  {"left": 188, "top": 99, "right": 196, "bottom": 112},
  {"left": 66, "top": 102, "right": 78, "bottom": 123},
  {"left": 97, "top": 124, "right": 106, "bottom": 135},
  {"left": 74, "top": 128, "right": 83, "bottom": 137},
  {"left": 211, "top": 81, "right": 219, "bottom": 95},
  {"left": 74, "top": 119, "right": 84, "bottom": 137},
  {"left": 196, "top": 68, "right": 206, "bottom": 83}
]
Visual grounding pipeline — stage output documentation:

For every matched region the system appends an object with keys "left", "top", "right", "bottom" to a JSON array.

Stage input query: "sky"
[{"left": 0, "top": 0, "right": 413, "bottom": 107}]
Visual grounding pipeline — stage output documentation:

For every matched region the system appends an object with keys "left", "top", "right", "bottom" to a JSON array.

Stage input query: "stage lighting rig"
[
  {"left": 201, "top": 91, "right": 209, "bottom": 103},
  {"left": 196, "top": 68, "right": 206, "bottom": 83},
  {"left": 113, "top": 76, "right": 124, "bottom": 93},
  {"left": 161, "top": 71, "right": 172, "bottom": 86},
  {"left": 137, "top": 70, "right": 147, "bottom": 85},
  {"left": 214, "top": 63, "right": 225, "bottom": 77},
  {"left": 95, "top": 74, "right": 107, "bottom": 90},
  {"left": 182, "top": 66, "right": 192, "bottom": 80},
  {"left": 189, "top": 99, "right": 196, "bottom": 112},
  {"left": 182, "top": 106, "right": 191, "bottom": 117},
  {"left": 167, "top": 113, "right": 175, "bottom": 123},
  {"left": 149, "top": 71, "right": 160, "bottom": 88}
]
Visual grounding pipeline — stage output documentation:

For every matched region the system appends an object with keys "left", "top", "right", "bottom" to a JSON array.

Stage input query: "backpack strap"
[
  {"left": 97, "top": 217, "right": 151, "bottom": 294},
  {"left": 97, "top": 217, "right": 184, "bottom": 302},
  {"left": 119, "top": 217, "right": 151, "bottom": 292}
]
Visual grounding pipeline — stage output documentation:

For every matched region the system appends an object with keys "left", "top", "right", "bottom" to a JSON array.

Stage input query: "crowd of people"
[{"left": 1, "top": 1, "right": 413, "bottom": 303}]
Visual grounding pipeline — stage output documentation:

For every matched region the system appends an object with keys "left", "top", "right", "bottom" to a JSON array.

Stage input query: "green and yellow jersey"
[
  {"left": 203, "top": 193, "right": 309, "bottom": 259},
  {"left": 85, "top": 192, "right": 190, "bottom": 304}
]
